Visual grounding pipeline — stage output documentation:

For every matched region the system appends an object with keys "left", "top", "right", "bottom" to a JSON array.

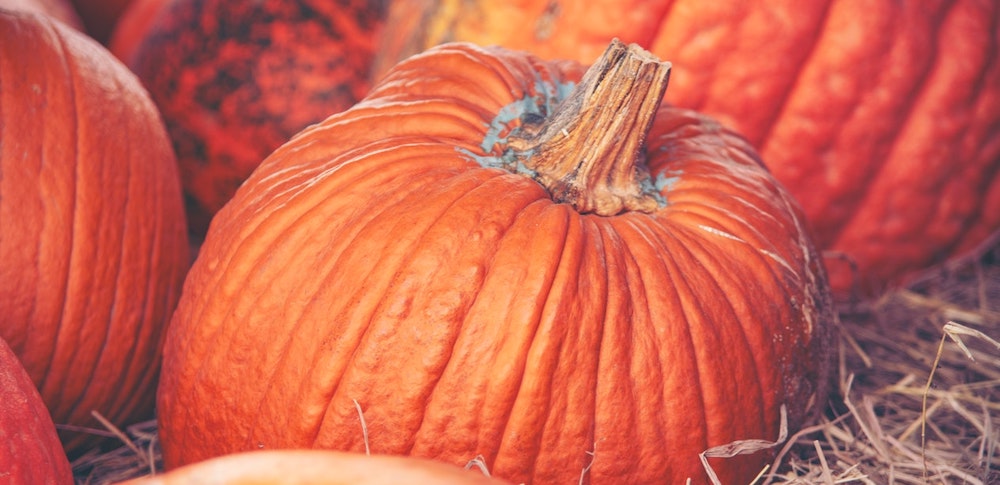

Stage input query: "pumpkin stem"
[{"left": 509, "top": 39, "right": 671, "bottom": 216}]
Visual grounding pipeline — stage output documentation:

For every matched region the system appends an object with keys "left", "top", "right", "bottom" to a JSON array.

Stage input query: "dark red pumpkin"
[
  {"left": 0, "top": 9, "right": 189, "bottom": 454},
  {"left": 69, "top": 0, "right": 133, "bottom": 43},
  {"left": 374, "top": 0, "right": 1000, "bottom": 300},
  {"left": 0, "top": 337, "right": 73, "bottom": 485},
  {"left": 119, "top": 450, "right": 513, "bottom": 485},
  {"left": 156, "top": 41, "right": 834, "bottom": 485},
  {"left": 110, "top": 0, "right": 388, "bottom": 238}
]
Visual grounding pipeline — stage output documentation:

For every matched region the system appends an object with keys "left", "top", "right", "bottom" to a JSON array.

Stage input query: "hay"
[{"left": 72, "top": 246, "right": 999, "bottom": 485}]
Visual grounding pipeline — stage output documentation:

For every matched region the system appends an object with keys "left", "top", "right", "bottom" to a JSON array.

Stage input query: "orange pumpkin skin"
[
  {"left": 157, "top": 42, "right": 834, "bottom": 484},
  {"left": 0, "top": 10, "right": 189, "bottom": 454},
  {"left": 375, "top": 0, "right": 1000, "bottom": 299},
  {"left": 110, "top": 0, "right": 388, "bottom": 237},
  {"left": 119, "top": 450, "right": 512, "bottom": 485},
  {"left": 0, "top": 337, "right": 73, "bottom": 485}
]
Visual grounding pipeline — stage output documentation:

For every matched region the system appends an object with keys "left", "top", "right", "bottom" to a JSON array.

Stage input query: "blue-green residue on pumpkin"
[
  {"left": 461, "top": 77, "right": 576, "bottom": 175},
  {"left": 650, "top": 171, "right": 683, "bottom": 207}
]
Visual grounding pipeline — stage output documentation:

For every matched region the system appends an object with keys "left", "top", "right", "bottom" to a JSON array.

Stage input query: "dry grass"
[{"left": 71, "top": 246, "right": 1000, "bottom": 485}]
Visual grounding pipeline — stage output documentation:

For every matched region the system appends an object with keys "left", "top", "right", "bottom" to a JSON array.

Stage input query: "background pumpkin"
[
  {"left": 118, "top": 450, "right": 512, "bottom": 485},
  {"left": 374, "top": 0, "right": 1000, "bottom": 300},
  {"left": 156, "top": 41, "right": 834, "bottom": 485},
  {"left": 0, "top": 337, "right": 73, "bottom": 485},
  {"left": 109, "top": 0, "right": 388, "bottom": 238},
  {"left": 0, "top": 10, "right": 189, "bottom": 455},
  {"left": 0, "top": 0, "right": 82, "bottom": 28},
  {"left": 69, "top": 0, "right": 134, "bottom": 43}
]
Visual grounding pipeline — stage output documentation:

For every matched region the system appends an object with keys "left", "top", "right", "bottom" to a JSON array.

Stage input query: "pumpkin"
[
  {"left": 109, "top": 0, "right": 388, "bottom": 238},
  {"left": 0, "top": 337, "right": 73, "bottom": 485},
  {"left": 374, "top": 0, "right": 1000, "bottom": 300},
  {"left": 118, "top": 450, "right": 512, "bottom": 485},
  {"left": 0, "top": 10, "right": 189, "bottom": 455},
  {"left": 0, "top": 0, "right": 83, "bottom": 28},
  {"left": 157, "top": 40, "right": 834, "bottom": 485}
]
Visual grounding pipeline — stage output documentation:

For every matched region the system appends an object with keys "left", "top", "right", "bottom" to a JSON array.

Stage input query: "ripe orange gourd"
[
  {"left": 375, "top": 0, "right": 1000, "bottom": 299},
  {"left": 0, "top": 9, "right": 189, "bottom": 454},
  {"left": 0, "top": 337, "right": 73, "bottom": 485},
  {"left": 157, "top": 41, "right": 834, "bottom": 484},
  {"left": 118, "top": 450, "right": 513, "bottom": 485},
  {"left": 109, "top": 0, "right": 388, "bottom": 237}
]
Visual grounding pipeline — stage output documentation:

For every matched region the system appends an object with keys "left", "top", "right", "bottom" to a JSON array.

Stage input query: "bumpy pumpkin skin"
[
  {"left": 158, "top": 43, "right": 834, "bottom": 484},
  {"left": 375, "top": 0, "right": 1000, "bottom": 299},
  {"left": 119, "top": 450, "right": 512, "bottom": 485},
  {"left": 110, "top": 0, "right": 388, "bottom": 237},
  {"left": 0, "top": 337, "right": 73, "bottom": 485},
  {"left": 0, "top": 10, "right": 189, "bottom": 454}
]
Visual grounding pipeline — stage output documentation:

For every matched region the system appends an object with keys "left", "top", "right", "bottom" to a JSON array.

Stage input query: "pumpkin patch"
[
  {"left": 155, "top": 40, "right": 834, "bottom": 485},
  {"left": 0, "top": 9, "right": 189, "bottom": 455}
]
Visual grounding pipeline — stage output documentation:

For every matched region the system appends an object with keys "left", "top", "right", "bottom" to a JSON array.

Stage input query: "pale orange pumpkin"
[{"left": 118, "top": 450, "right": 513, "bottom": 485}]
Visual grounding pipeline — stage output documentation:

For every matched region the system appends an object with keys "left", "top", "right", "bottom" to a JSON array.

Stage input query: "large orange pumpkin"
[
  {"left": 0, "top": 9, "right": 189, "bottom": 454},
  {"left": 119, "top": 450, "right": 512, "bottom": 485},
  {"left": 374, "top": 0, "right": 1000, "bottom": 299},
  {"left": 0, "top": 337, "right": 73, "bottom": 485},
  {"left": 109, "top": 0, "right": 389, "bottom": 238},
  {"left": 157, "top": 41, "right": 834, "bottom": 484}
]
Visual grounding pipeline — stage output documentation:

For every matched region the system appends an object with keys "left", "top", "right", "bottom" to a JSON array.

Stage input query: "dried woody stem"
[{"left": 509, "top": 39, "right": 671, "bottom": 216}]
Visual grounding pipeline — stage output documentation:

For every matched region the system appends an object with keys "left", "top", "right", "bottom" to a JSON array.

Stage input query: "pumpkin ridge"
[
  {"left": 746, "top": 0, "right": 835, "bottom": 148},
  {"left": 29, "top": 16, "right": 79, "bottom": 397},
  {"left": 801, "top": 5, "right": 949, "bottom": 248},
  {"left": 825, "top": 0, "right": 981, "bottom": 251},
  {"left": 310, "top": 169, "right": 536, "bottom": 454},
  {"left": 403, "top": 199, "right": 568, "bottom": 469},
  {"left": 67, "top": 87, "right": 141, "bottom": 424},
  {"left": 163, "top": 145, "right": 445, "bottom": 457},
  {"left": 215, "top": 149, "right": 490, "bottom": 455},
  {"left": 671, "top": 224, "right": 774, "bottom": 431},
  {"left": 489, "top": 203, "right": 580, "bottom": 481},
  {"left": 402, "top": 191, "right": 556, "bottom": 445}
]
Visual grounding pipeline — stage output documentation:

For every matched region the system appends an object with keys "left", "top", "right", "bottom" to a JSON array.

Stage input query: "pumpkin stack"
[
  {"left": 374, "top": 0, "right": 1000, "bottom": 300},
  {"left": 155, "top": 40, "right": 834, "bottom": 485},
  {"left": 0, "top": 9, "right": 189, "bottom": 455}
]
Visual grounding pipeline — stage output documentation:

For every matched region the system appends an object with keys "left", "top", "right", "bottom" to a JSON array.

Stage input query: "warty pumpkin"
[
  {"left": 0, "top": 9, "right": 189, "bottom": 455},
  {"left": 157, "top": 41, "right": 834, "bottom": 484},
  {"left": 109, "top": 0, "right": 389, "bottom": 238},
  {"left": 374, "top": 0, "right": 1000, "bottom": 300},
  {"left": 118, "top": 450, "right": 513, "bottom": 485},
  {"left": 0, "top": 337, "right": 73, "bottom": 485}
]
